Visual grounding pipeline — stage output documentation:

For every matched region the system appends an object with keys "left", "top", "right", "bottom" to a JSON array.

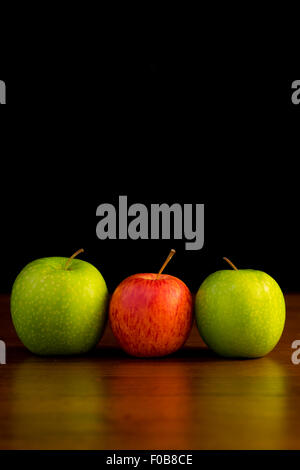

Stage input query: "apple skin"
[
  {"left": 109, "top": 273, "right": 193, "bottom": 357},
  {"left": 11, "top": 257, "right": 109, "bottom": 355},
  {"left": 195, "top": 269, "right": 286, "bottom": 358}
]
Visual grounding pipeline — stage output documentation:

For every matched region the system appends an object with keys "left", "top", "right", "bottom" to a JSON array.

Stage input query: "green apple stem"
[
  {"left": 223, "top": 257, "right": 238, "bottom": 271},
  {"left": 156, "top": 249, "right": 176, "bottom": 279},
  {"left": 64, "top": 248, "right": 84, "bottom": 270}
]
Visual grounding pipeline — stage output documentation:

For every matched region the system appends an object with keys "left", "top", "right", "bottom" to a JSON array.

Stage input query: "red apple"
[{"left": 109, "top": 251, "right": 193, "bottom": 357}]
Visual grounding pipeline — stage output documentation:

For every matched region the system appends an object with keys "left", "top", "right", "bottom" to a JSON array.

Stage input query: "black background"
[{"left": 0, "top": 66, "right": 299, "bottom": 294}]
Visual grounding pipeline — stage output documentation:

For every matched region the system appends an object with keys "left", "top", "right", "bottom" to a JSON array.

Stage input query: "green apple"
[
  {"left": 195, "top": 258, "right": 286, "bottom": 358},
  {"left": 10, "top": 249, "right": 109, "bottom": 355}
]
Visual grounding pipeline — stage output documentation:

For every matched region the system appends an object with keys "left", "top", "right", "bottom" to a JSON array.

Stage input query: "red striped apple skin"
[{"left": 109, "top": 273, "right": 193, "bottom": 357}]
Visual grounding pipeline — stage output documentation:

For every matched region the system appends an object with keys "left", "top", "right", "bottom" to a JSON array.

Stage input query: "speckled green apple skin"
[
  {"left": 195, "top": 270, "right": 286, "bottom": 358},
  {"left": 11, "top": 257, "right": 109, "bottom": 355}
]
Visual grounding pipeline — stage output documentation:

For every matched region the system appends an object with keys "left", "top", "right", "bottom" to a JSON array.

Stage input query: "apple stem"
[
  {"left": 223, "top": 257, "right": 238, "bottom": 271},
  {"left": 156, "top": 249, "right": 176, "bottom": 279},
  {"left": 64, "top": 248, "right": 84, "bottom": 270}
]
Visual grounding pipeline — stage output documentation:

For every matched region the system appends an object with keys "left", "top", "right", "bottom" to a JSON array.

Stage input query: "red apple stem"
[
  {"left": 64, "top": 248, "right": 84, "bottom": 270},
  {"left": 156, "top": 249, "right": 176, "bottom": 279},
  {"left": 223, "top": 257, "right": 238, "bottom": 271}
]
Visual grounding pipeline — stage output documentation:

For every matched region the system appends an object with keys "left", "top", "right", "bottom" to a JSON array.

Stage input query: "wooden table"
[{"left": 0, "top": 294, "right": 300, "bottom": 450}]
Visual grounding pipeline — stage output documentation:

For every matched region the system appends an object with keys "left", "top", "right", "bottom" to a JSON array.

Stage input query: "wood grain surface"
[{"left": 0, "top": 294, "right": 300, "bottom": 450}]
